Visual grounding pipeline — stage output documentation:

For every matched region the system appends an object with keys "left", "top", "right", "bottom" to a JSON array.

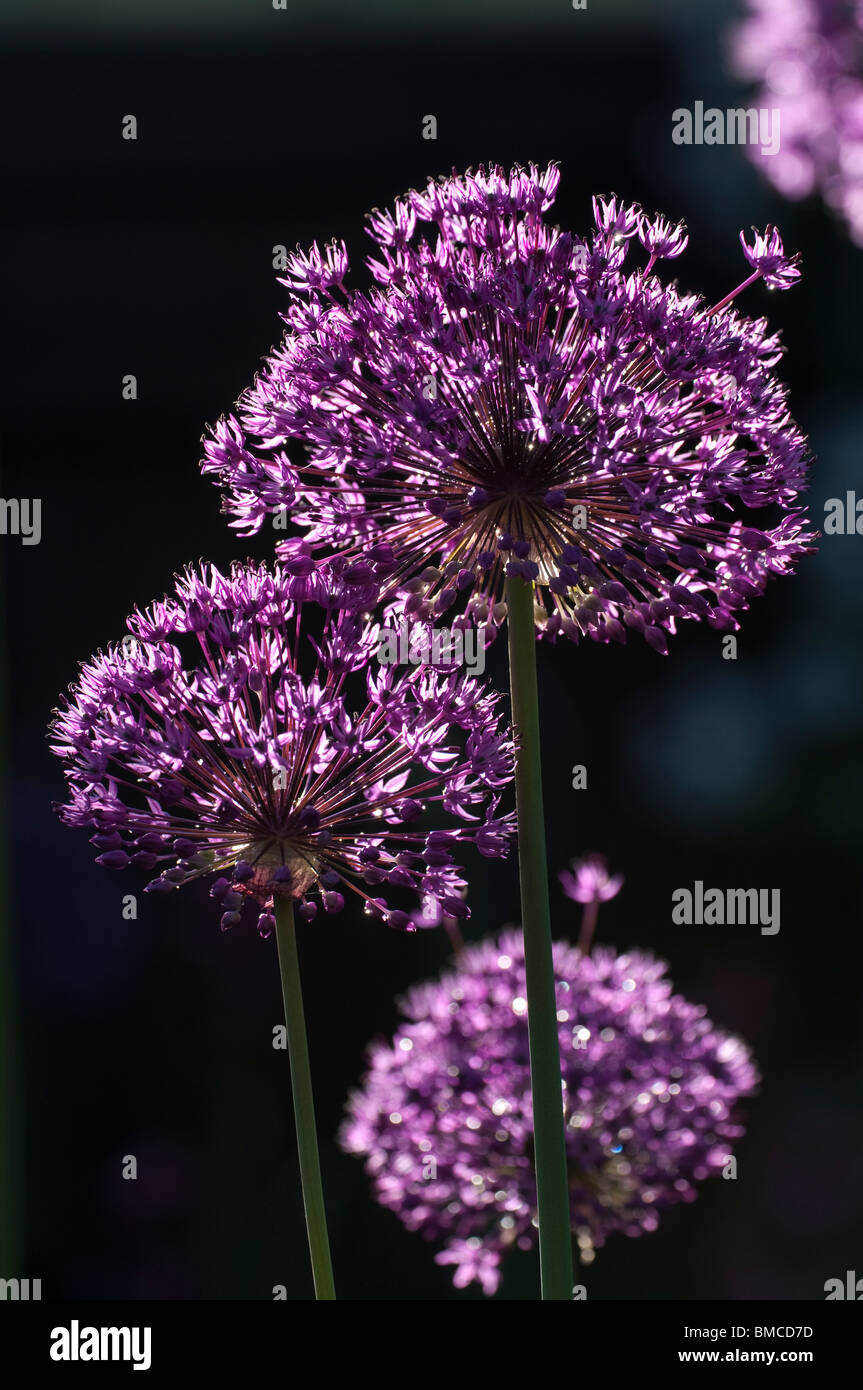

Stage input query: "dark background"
[{"left": 1, "top": 0, "right": 861, "bottom": 1300}]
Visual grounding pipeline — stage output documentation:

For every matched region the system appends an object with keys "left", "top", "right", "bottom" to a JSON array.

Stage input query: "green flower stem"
[
  {"left": 274, "top": 897, "right": 336, "bottom": 1301},
  {"left": 505, "top": 573, "right": 574, "bottom": 1301},
  {"left": 0, "top": 565, "right": 19, "bottom": 1278}
]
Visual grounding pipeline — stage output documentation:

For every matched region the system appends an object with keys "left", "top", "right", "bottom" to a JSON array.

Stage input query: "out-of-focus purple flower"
[
  {"left": 49, "top": 562, "right": 514, "bottom": 934},
  {"left": 435, "top": 1240, "right": 501, "bottom": 1296},
  {"left": 202, "top": 163, "right": 814, "bottom": 652},
  {"left": 341, "top": 930, "right": 758, "bottom": 1295},
  {"left": 730, "top": 0, "right": 863, "bottom": 244},
  {"left": 559, "top": 852, "right": 624, "bottom": 904}
]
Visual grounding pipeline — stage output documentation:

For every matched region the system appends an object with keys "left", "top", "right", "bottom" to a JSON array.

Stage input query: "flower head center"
[{"left": 244, "top": 840, "right": 321, "bottom": 901}]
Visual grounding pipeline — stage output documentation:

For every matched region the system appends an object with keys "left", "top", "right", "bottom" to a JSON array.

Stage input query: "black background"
[{"left": 2, "top": 0, "right": 862, "bottom": 1300}]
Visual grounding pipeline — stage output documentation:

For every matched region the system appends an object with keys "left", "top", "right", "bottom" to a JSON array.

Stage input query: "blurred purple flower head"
[
  {"left": 559, "top": 852, "right": 624, "bottom": 904},
  {"left": 730, "top": 0, "right": 863, "bottom": 244},
  {"left": 341, "top": 930, "right": 758, "bottom": 1295},
  {"left": 49, "top": 562, "right": 514, "bottom": 934},
  {"left": 203, "top": 162, "right": 813, "bottom": 654}
]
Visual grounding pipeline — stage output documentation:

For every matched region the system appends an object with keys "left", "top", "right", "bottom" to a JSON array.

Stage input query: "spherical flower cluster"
[
  {"left": 731, "top": 0, "right": 863, "bottom": 244},
  {"left": 50, "top": 562, "right": 514, "bottom": 933},
  {"left": 203, "top": 162, "right": 813, "bottom": 653},
  {"left": 341, "top": 930, "right": 758, "bottom": 1294}
]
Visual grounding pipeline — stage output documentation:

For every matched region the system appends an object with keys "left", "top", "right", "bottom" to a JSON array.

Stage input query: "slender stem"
[
  {"left": 505, "top": 574, "right": 574, "bottom": 1301},
  {"left": 274, "top": 897, "right": 336, "bottom": 1300},
  {"left": 0, "top": 560, "right": 19, "bottom": 1278},
  {"left": 578, "top": 900, "right": 599, "bottom": 956}
]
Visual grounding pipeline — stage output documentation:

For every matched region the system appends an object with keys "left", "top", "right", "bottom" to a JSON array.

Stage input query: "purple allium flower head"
[
  {"left": 341, "top": 930, "right": 758, "bottom": 1294},
  {"left": 731, "top": 0, "right": 863, "bottom": 244},
  {"left": 558, "top": 852, "right": 624, "bottom": 904},
  {"left": 49, "top": 562, "right": 514, "bottom": 933},
  {"left": 202, "top": 163, "right": 814, "bottom": 652}
]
